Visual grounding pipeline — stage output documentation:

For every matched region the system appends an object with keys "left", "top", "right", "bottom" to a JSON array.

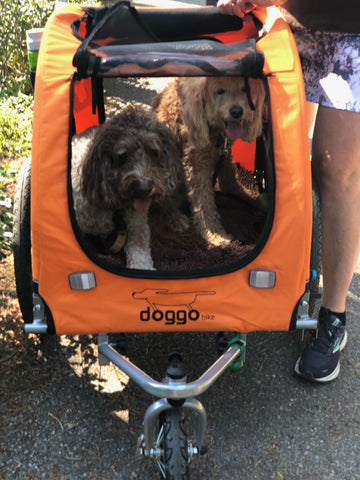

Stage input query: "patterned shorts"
[{"left": 292, "top": 29, "right": 360, "bottom": 112}]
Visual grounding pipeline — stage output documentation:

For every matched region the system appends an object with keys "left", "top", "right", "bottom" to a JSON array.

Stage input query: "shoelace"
[{"left": 309, "top": 317, "right": 343, "bottom": 354}]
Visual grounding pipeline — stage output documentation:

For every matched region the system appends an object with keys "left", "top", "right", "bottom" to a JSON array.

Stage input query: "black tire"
[
  {"left": 308, "top": 179, "right": 322, "bottom": 318},
  {"left": 13, "top": 156, "right": 33, "bottom": 323},
  {"left": 161, "top": 408, "right": 190, "bottom": 480}
]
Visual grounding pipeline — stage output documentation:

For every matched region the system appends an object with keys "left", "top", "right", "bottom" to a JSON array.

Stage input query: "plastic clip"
[{"left": 227, "top": 334, "right": 246, "bottom": 373}]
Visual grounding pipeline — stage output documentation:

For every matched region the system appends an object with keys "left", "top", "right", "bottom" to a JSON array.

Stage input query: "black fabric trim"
[
  {"left": 244, "top": 76, "right": 256, "bottom": 111},
  {"left": 67, "top": 76, "right": 275, "bottom": 280}
]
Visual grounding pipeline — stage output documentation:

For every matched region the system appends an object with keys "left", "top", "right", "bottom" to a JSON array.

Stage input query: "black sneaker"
[{"left": 295, "top": 309, "right": 348, "bottom": 382}]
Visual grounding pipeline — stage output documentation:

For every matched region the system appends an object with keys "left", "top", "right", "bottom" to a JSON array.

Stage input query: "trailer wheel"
[
  {"left": 13, "top": 156, "right": 33, "bottom": 323},
  {"left": 160, "top": 408, "right": 190, "bottom": 480},
  {"left": 308, "top": 179, "right": 322, "bottom": 318}
]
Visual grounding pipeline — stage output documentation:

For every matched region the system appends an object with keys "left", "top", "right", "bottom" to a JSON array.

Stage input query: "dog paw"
[
  {"left": 173, "top": 213, "right": 191, "bottom": 232},
  {"left": 205, "top": 231, "right": 233, "bottom": 247},
  {"left": 127, "top": 262, "right": 156, "bottom": 271},
  {"left": 126, "top": 253, "right": 156, "bottom": 270}
]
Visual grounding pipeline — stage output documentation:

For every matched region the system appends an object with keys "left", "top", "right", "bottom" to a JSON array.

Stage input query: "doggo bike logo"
[{"left": 132, "top": 288, "right": 216, "bottom": 325}]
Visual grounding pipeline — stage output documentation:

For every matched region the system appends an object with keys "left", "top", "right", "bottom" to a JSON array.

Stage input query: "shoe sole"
[{"left": 294, "top": 330, "right": 348, "bottom": 383}]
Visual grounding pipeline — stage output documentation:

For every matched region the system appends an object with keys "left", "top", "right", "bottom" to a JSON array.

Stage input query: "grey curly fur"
[{"left": 71, "top": 103, "right": 189, "bottom": 270}]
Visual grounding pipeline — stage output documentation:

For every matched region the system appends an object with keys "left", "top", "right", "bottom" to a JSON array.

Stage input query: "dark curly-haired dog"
[{"left": 71, "top": 103, "right": 189, "bottom": 270}]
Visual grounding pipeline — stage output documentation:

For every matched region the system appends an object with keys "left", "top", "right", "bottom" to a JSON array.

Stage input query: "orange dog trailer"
[{"left": 13, "top": 3, "right": 316, "bottom": 337}]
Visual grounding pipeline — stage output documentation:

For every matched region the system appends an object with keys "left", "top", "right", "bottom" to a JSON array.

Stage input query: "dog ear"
[
  {"left": 142, "top": 134, "right": 163, "bottom": 158},
  {"left": 181, "top": 78, "right": 211, "bottom": 149},
  {"left": 81, "top": 138, "right": 115, "bottom": 210},
  {"left": 245, "top": 78, "right": 266, "bottom": 142},
  {"left": 157, "top": 124, "right": 182, "bottom": 192}
]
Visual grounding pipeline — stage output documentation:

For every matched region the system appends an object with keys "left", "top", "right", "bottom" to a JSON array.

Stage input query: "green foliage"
[
  {"left": 0, "top": 162, "right": 17, "bottom": 259},
  {"left": 0, "top": 93, "right": 34, "bottom": 159},
  {"left": 0, "top": 0, "right": 99, "bottom": 256},
  {"left": 0, "top": 0, "right": 53, "bottom": 96},
  {"left": 0, "top": 92, "right": 33, "bottom": 256},
  {"left": 0, "top": 92, "right": 33, "bottom": 257},
  {"left": 0, "top": 0, "right": 55, "bottom": 256},
  {"left": 0, "top": 0, "right": 98, "bottom": 96},
  {"left": 0, "top": 0, "right": 47, "bottom": 256}
]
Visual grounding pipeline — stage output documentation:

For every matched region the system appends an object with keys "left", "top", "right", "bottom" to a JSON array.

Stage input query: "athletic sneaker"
[{"left": 295, "top": 308, "right": 348, "bottom": 382}]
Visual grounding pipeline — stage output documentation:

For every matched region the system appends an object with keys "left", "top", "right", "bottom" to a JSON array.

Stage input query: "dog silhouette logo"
[
  {"left": 132, "top": 288, "right": 216, "bottom": 324},
  {"left": 132, "top": 288, "right": 216, "bottom": 310}
]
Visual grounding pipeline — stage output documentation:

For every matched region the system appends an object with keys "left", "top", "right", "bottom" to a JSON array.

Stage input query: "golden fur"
[{"left": 152, "top": 76, "right": 266, "bottom": 246}]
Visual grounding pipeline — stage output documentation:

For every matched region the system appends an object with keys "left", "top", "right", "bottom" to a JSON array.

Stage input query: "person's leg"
[
  {"left": 295, "top": 106, "right": 360, "bottom": 382},
  {"left": 312, "top": 106, "right": 360, "bottom": 313}
]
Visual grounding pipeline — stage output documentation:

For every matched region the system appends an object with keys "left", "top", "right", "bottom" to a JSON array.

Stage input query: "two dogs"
[{"left": 72, "top": 76, "right": 266, "bottom": 268}]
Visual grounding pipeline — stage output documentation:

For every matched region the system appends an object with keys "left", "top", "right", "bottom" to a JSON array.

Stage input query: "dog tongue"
[
  {"left": 226, "top": 122, "right": 243, "bottom": 140},
  {"left": 133, "top": 197, "right": 152, "bottom": 213}
]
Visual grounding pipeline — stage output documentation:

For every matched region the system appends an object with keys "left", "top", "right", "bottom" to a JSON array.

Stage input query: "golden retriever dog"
[
  {"left": 152, "top": 76, "right": 266, "bottom": 246},
  {"left": 71, "top": 103, "right": 189, "bottom": 270}
]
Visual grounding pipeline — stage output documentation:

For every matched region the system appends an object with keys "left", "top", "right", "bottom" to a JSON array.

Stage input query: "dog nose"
[
  {"left": 132, "top": 179, "right": 153, "bottom": 198},
  {"left": 229, "top": 106, "right": 244, "bottom": 119}
]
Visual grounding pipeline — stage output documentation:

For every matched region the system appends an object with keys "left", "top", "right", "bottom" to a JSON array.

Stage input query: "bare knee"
[
  {"left": 311, "top": 107, "right": 360, "bottom": 198},
  {"left": 312, "top": 151, "right": 360, "bottom": 198}
]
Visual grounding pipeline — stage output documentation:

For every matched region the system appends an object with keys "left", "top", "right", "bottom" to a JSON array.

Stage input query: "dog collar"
[
  {"left": 107, "top": 229, "right": 127, "bottom": 254},
  {"left": 107, "top": 209, "right": 127, "bottom": 254}
]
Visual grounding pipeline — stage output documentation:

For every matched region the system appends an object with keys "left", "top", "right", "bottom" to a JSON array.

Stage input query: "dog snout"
[
  {"left": 131, "top": 179, "right": 153, "bottom": 198},
  {"left": 229, "top": 106, "right": 244, "bottom": 119}
]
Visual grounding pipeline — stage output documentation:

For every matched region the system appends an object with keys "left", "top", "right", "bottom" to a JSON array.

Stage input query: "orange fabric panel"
[
  {"left": 232, "top": 140, "right": 256, "bottom": 171},
  {"left": 31, "top": 4, "right": 86, "bottom": 282},
  {"left": 73, "top": 78, "right": 100, "bottom": 134},
  {"left": 31, "top": 6, "right": 311, "bottom": 335}
]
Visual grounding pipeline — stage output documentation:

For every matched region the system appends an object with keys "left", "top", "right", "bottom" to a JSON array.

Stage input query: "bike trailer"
[{"left": 15, "top": 2, "right": 314, "bottom": 337}]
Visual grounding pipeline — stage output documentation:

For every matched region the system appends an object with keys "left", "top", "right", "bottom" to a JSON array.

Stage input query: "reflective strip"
[
  {"left": 69, "top": 271, "right": 97, "bottom": 291},
  {"left": 249, "top": 270, "right": 276, "bottom": 289}
]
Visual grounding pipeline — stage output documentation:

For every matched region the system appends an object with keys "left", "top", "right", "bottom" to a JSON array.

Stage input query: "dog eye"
[
  {"left": 112, "top": 153, "right": 128, "bottom": 166},
  {"left": 216, "top": 88, "right": 226, "bottom": 95},
  {"left": 147, "top": 147, "right": 160, "bottom": 159}
]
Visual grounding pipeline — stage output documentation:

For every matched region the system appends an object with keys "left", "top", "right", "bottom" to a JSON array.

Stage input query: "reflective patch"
[
  {"left": 249, "top": 270, "right": 276, "bottom": 288},
  {"left": 69, "top": 271, "right": 97, "bottom": 291}
]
